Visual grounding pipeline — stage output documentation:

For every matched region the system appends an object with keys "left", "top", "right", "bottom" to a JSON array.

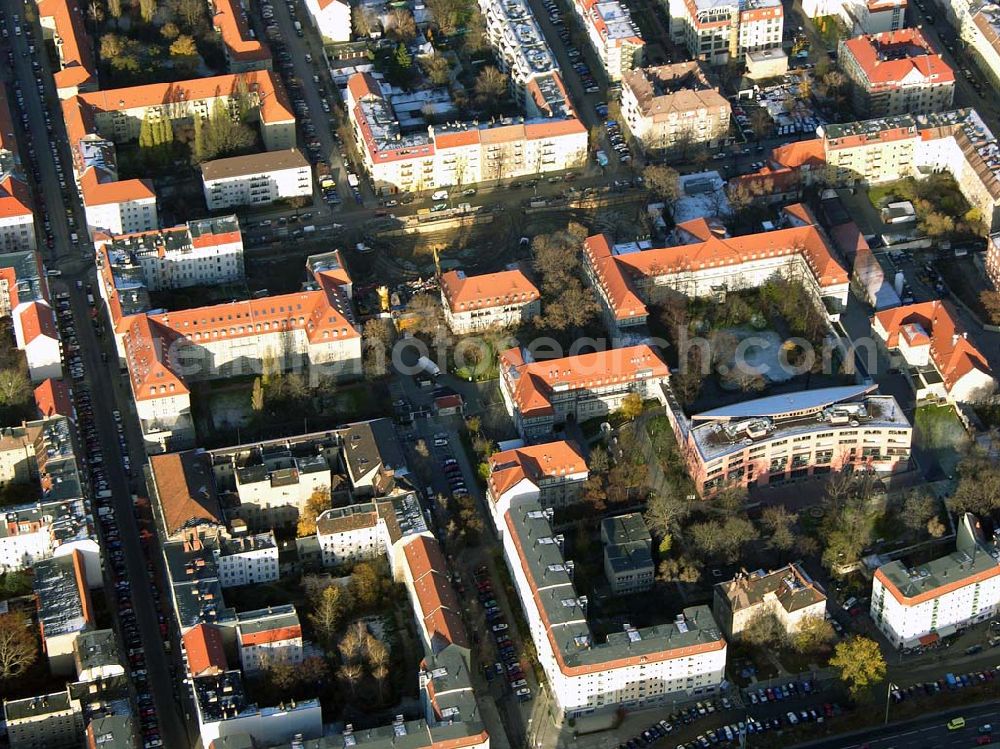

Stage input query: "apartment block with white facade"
[
  {"left": 487, "top": 440, "right": 588, "bottom": 524},
  {"left": 571, "top": 0, "right": 644, "bottom": 81},
  {"left": 620, "top": 63, "right": 731, "bottom": 152},
  {"left": 478, "top": 0, "right": 558, "bottom": 99},
  {"left": 839, "top": 30, "right": 955, "bottom": 118},
  {"left": 236, "top": 605, "right": 304, "bottom": 672},
  {"left": 583, "top": 203, "right": 849, "bottom": 335},
  {"left": 440, "top": 268, "right": 541, "bottom": 334},
  {"left": 872, "top": 300, "right": 994, "bottom": 404},
  {"left": 213, "top": 532, "right": 279, "bottom": 587},
  {"left": 202, "top": 149, "right": 313, "bottom": 210},
  {"left": 670, "top": 0, "right": 783, "bottom": 65},
  {"left": 0, "top": 85, "right": 36, "bottom": 252},
  {"left": 303, "top": 0, "right": 351, "bottom": 41},
  {"left": 4, "top": 688, "right": 84, "bottom": 749},
  {"left": 664, "top": 384, "right": 912, "bottom": 498},
  {"left": 802, "top": 0, "right": 906, "bottom": 33},
  {"left": 115, "top": 250, "right": 359, "bottom": 452},
  {"left": 346, "top": 72, "right": 587, "bottom": 195},
  {"left": 499, "top": 345, "right": 671, "bottom": 439},
  {"left": 497, "top": 500, "right": 727, "bottom": 718},
  {"left": 713, "top": 563, "right": 827, "bottom": 640},
  {"left": 62, "top": 71, "right": 294, "bottom": 238},
  {"left": 872, "top": 513, "right": 1000, "bottom": 648}
]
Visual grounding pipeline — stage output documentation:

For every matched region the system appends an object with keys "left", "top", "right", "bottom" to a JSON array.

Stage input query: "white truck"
[{"left": 416, "top": 355, "right": 441, "bottom": 378}]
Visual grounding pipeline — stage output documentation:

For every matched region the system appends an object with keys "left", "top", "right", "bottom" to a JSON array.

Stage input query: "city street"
[
  {"left": 798, "top": 701, "right": 997, "bottom": 749},
  {"left": 0, "top": 2, "right": 187, "bottom": 746}
]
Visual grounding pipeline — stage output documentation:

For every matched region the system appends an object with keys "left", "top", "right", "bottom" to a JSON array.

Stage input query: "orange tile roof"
[
  {"left": 212, "top": 0, "right": 271, "bottom": 63},
  {"left": 79, "top": 167, "right": 156, "bottom": 206},
  {"left": 240, "top": 624, "right": 302, "bottom": 646},
  {"left": 440, "top": 269, "right": 539, "bottom": 313},
  {"left": 76, "top": 71, "right": 293, "bottom": 124},
  {"left": 347, "top": 72, "right": 381, "bottom": 105},
  {"left": 500, "top": 344, "right": 669, "bottom": 417},
  {"left": 122, "top": 260, "right": 356, "bottom": 401},
  {"left": 37, "top": 0, "right": 97, "bottom": 93},
  {"left": 149, "top": 452, "right": 223, "bottom": 535},
  {"left": 123, "top": 314, "right": 188, "bottom": 401},
  {"left": 18, "top": 301, "right": 58, "bottom": 345},
  {"left": 489, "top": 440, "right": 587, "bottom": 500},
  {"left": 403, "top": 536, "right": 470, "bottom": 652},
  {"left": 873, "top": 300, "right": 992, "bottom": 391},
  {"left": 0, "top": 175, "right": 33, "bottom": 220},
  {"left": 183, "top": 623, "right": 228, "bottom": 677},
  {"left": 770, "top": 139, "right": 826, "bottom": 169},
  {"left": 34, "top": 378, "right": 74, "bottom": 419},
  {"left": 842, "top": 29, "right": 954, "bottom": 86},
  {"left": 585, "top": 205, "right": 847, "bottom": 321}
]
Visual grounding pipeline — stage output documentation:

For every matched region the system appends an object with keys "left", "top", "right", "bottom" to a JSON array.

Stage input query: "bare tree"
[{"left": 0, "top": 612, "right": 36, "bottom": 678}]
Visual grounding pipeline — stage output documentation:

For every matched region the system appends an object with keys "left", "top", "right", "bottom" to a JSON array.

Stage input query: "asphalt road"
[
  {"left": 0, "top": 5, "right": 189, "bottom": 747},
  {"left": 798, "top": 701, "right": 998, "bottom": 749}
]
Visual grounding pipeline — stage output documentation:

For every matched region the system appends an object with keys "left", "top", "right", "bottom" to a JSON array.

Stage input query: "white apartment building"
[
  {"left": 665, "top": 384, "right": 912, "bottom": 497},
  {"left": 620, "top": 63, "right": 731, "bottom": 152},
  {"left": 14, "top": 301, "right": 62, "bottom": 383},
  {"left": 571, "top": 0, "right": 644, "bottom": 81},
  {"left": 479, "top": 0, "right": 558, "bottom": 99},
  {"left": 119, "top": 251, "right": 360, "bottom": 452},
  {"left": 79, "top": 172, "right": 158, "bottom": 238},
  {"left": 440, "top": 268, "right": 541, "bottom": 334},
  {"left": 839, "top": 30, "right": 955, "bottom": 118},
  {"left": 236, "top": 605, "right": 304, "bottom": 672},
  {"left": 487, "top": 440, "right": 588, "bottom": 525},
  {"left": 316, "top": 503, "right": 385, "bottom": 566},
  {"left": 713, "top": 563, "right": 827, "bottom": 640},
  {"left": 583, "top": 204, "right": 849, "bottom": 335},
  {"left": 872, "top": 514, "right": 1000, "bottom": 648},
  {"left": 347, "top": 72, "right": 587, "bottom": 195},
  {"left": 803, "top": 0, "right": 906, "bottom": 33},
  {"left": 498, "top": 500, "right": 727, "bottom": 718},
  {"left": 0, "top": 177, "right": 36, "bottom": 253},
  {"left": 303, "top": 0, "right": 351, "bottom": 41},
  {"left": 95, "top": 215, "right": 245, "bottom": 292},
  {"left": 872, "top": 300, "right": 994, "bottom": 404},
  {"left": 202, "top": 149, "right": 313, "bottom": 210},
  {"left": 63, "top": 72, "right": 295, "bottom": 238},
  {"left": 34, "top": 550, "right": 96, "bottom": 676},
  {"left": 37, "top": 0, "right": 98, "bottom": 98},
  {"left": 213, "top": 532, "right": 280, "bottom": 587},
  {"left": 4, "top": 688, "right": 84, "bottom": 749},
  {"left": 670, "top": 0, "right": 783, "bottom": 65},
  {"left": 499, "top": 345, "right": 671, "bottom": 438}
]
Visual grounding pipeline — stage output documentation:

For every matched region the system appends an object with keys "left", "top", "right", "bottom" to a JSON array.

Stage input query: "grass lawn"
[{"left": 913, "top": 403, "right": 968, "bottom": 479}]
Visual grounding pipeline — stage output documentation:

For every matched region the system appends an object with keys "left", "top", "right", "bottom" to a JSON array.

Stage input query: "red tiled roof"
[
  {"left": 403, "top": 536, "right": 470, "bottom": 653},
  {"left": 37, "top": 0, "right": 97, "bottom": 93},
  {"left": 440, "top": 269, "right": 539, "bottom": 313},
  {"left": 842, "top": 29, "right": 954, "bottom": 86},
  {"left": 489, "top": 440, "right": 587, "bottom": 500},
  {"left": 183, "top": 623, "right": 228, "bottom": 677},
  {"left": 873, "top": 300, "right": 992, "bottom": 391},
  {"left": 18, "top": 301, "right": 58, "bottom": 344},
  {"left": 149, "top": 452, "right": 223, "bottom": 536},
  {"left": 34, "top": 378, "right": 74, "bottom": 419},
  {"left": 585, "top": 205, "right": 848, "bottom": 321},
  {"left": 79, "top": 167, "right": 155, "bottom": 206},
  {"left": 240, "top": 625, "right": 302, "bottom": 646},
  {"left": 212, "top": 0, "right": 271, "bottom": 63},
  {"left": 0, "top": 175, "right": 34, "bottom": 220},
  {"left": 499, "top": 345, "right": 669, "bottom": 417}
]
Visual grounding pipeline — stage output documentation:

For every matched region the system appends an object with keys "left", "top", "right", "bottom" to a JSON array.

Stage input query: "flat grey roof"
[
  {"left": 201, "top": 148, "right": 309, "bottom": 181},
  {"left": 694, "top": 385, "right": 875, "bottom": 421}
]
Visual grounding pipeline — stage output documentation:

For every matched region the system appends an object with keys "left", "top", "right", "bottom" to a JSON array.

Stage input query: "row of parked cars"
[
  {"left": 605, "top": 120, "right": 631, "bottom": 164},
  {"left": 545, "top": 2, "right": 600, "bottom": 94},
  {"left": 56, "top": 295, "right": 164, "bottom": 749},
  {"left": 681, "top": 703, "right": 843, "bottom": 749},
  {"left": 747, "top": 678, "right": 816, "bottom": 704},
  {"left": 892, "top": 667, "right": 998, "bottom": 704},
  {"left": 476, "top": 566, "right": 532, "bottom": 702}
]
